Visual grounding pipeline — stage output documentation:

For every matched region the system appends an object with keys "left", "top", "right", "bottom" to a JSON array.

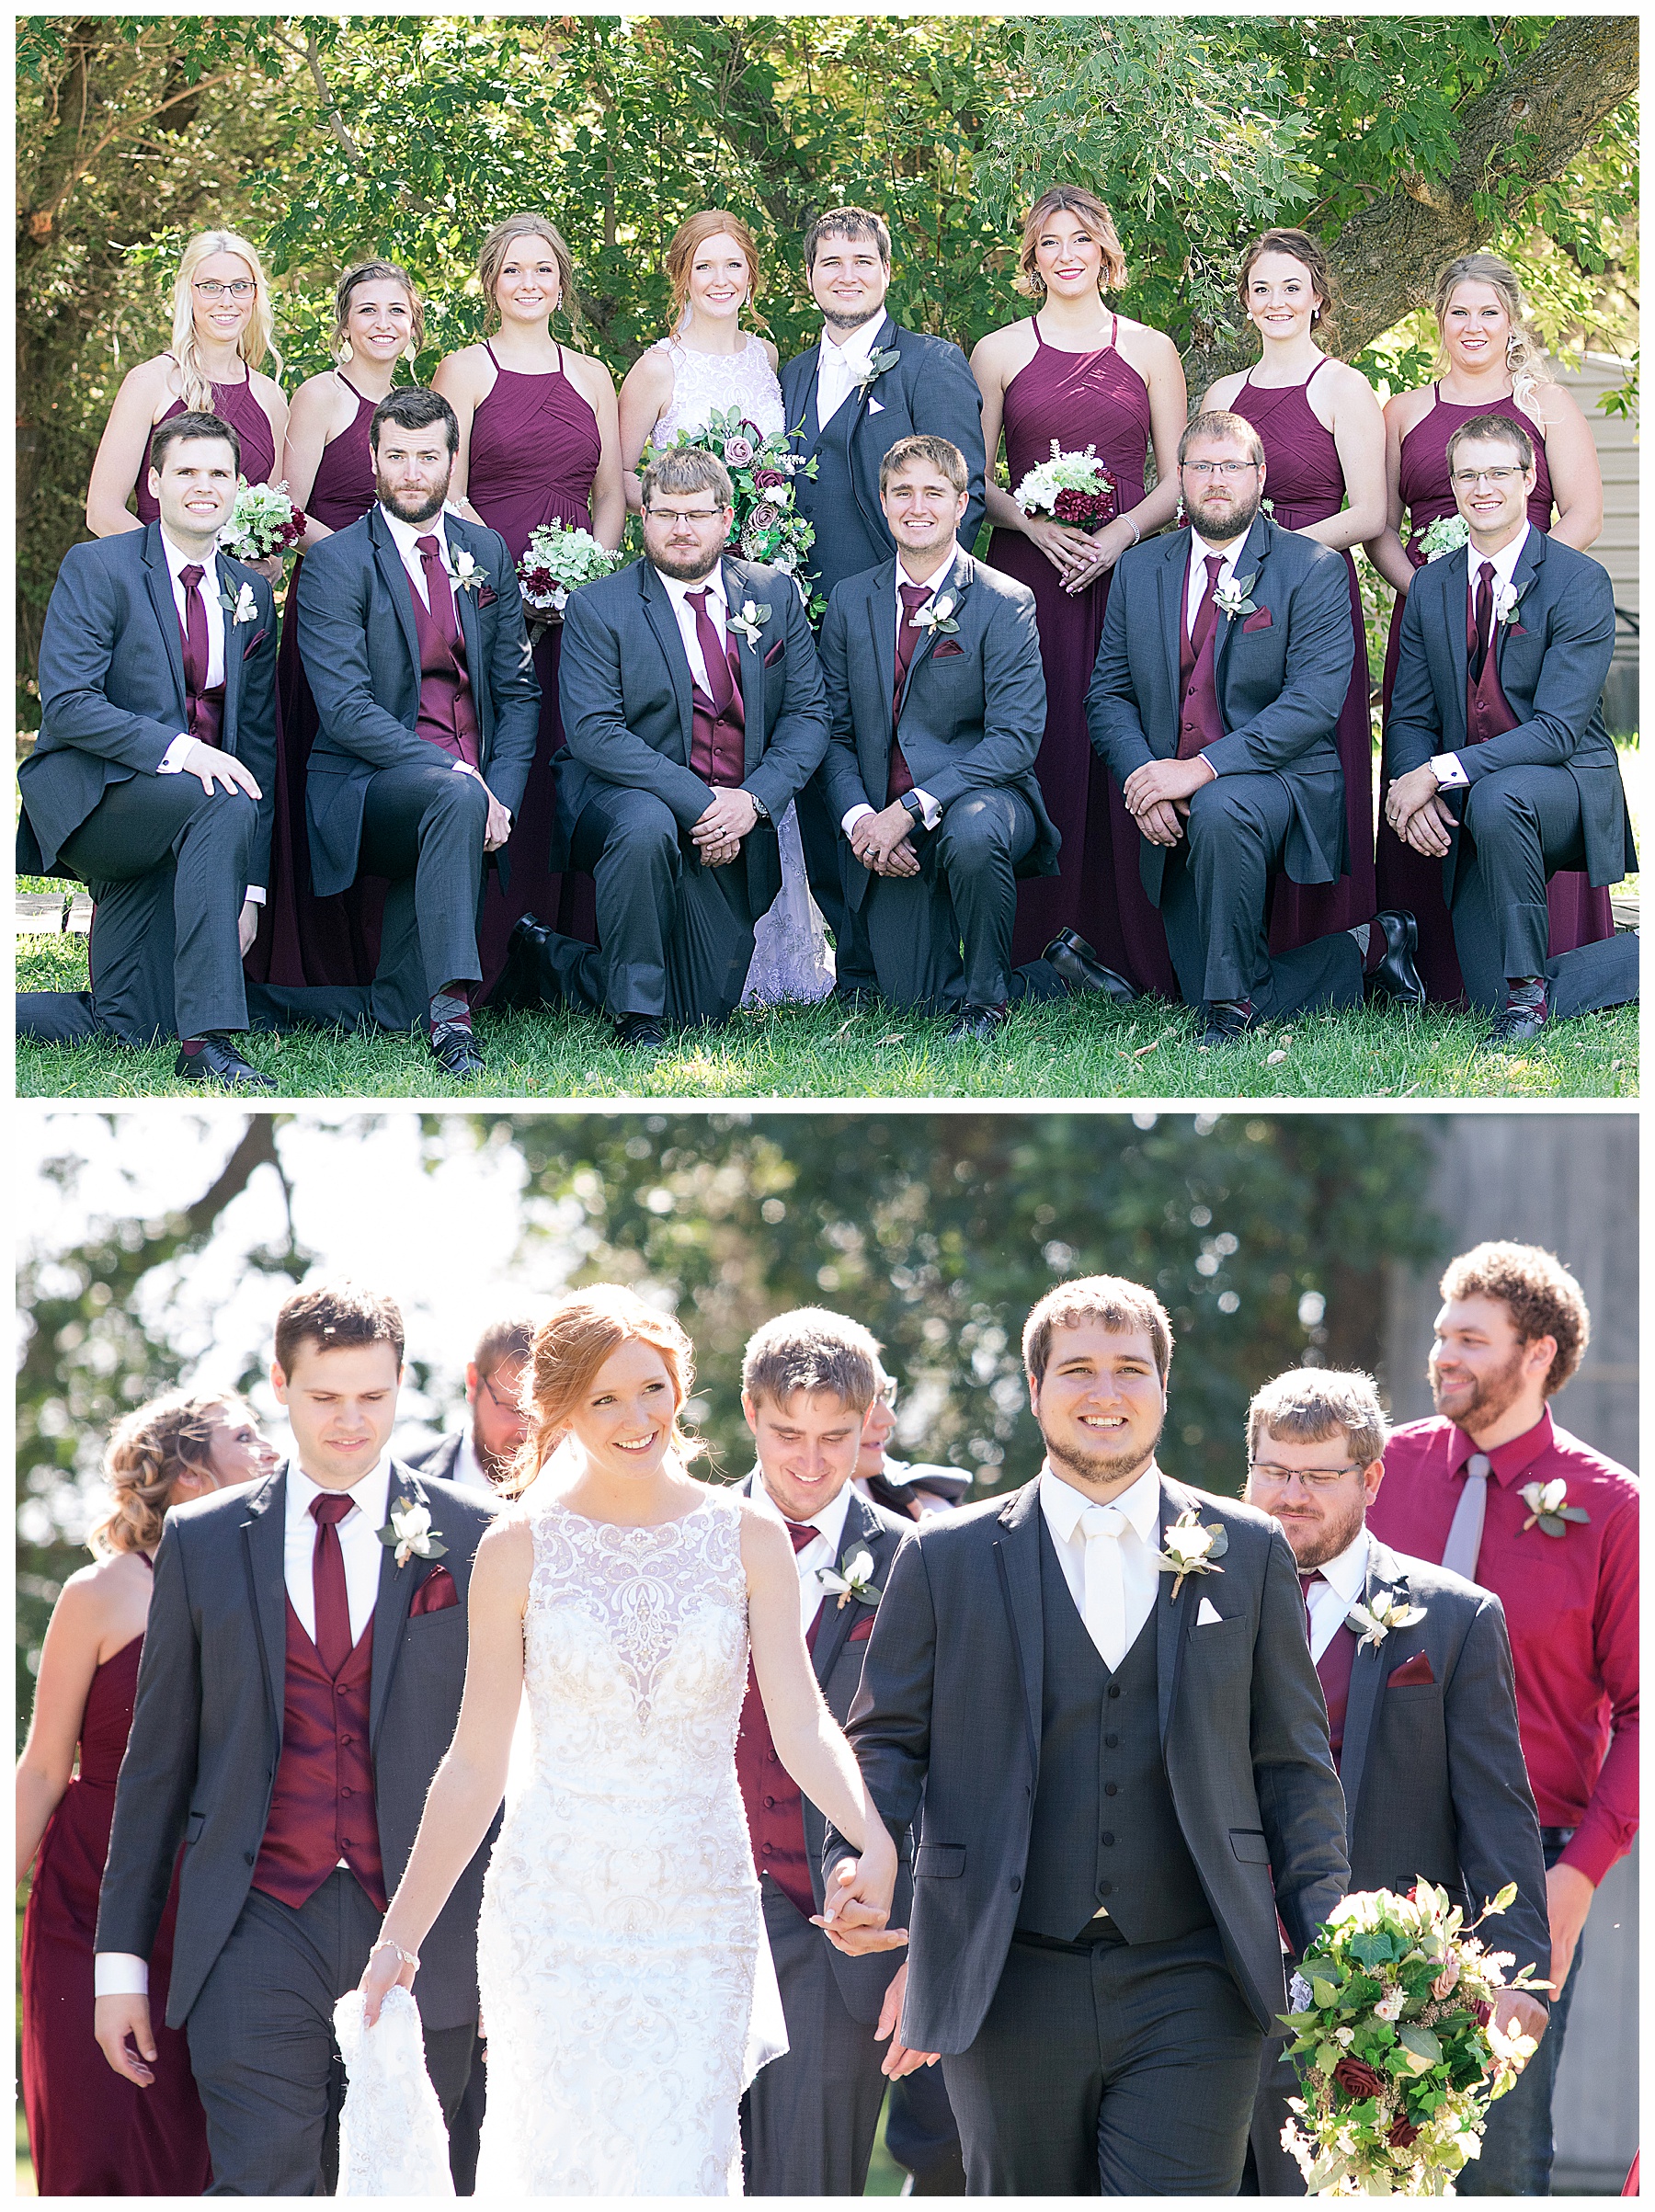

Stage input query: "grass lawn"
[{"left": 16, "top": 931, "right": 1637, "bottom": 1100}]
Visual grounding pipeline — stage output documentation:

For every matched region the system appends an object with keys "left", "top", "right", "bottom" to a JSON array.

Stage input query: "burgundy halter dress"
[{"left": 131, "top": 362, "right": 277, "bottom": 520}]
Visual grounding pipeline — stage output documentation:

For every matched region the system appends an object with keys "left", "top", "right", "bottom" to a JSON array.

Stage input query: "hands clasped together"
[
  {"left": 1122, "top": 752, "right": 1216, "bottom": 849},
  {"left": 1385, "top": 764, "right": 1455, "bottom": 858},
  {"left": 813, "top": 1853, "right": 942, "bottom": 2080}
]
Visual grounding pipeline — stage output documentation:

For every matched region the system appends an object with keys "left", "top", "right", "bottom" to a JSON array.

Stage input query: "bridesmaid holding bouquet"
[{"left": 972, "top": 187, "right": 1186, "bottom": 993}]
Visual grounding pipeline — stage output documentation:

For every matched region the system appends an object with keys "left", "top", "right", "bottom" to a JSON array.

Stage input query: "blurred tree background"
[
  {"left": 17, "top": 1109, "right": 1445, "bottom": 1744},
  {"left": 16, "top": 14, "right": 1637, "bottom": 718}
]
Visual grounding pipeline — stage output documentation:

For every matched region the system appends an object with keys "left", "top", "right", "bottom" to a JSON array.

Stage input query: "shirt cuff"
[
  {"left": 1431, "top": 752, "right": 1469, "bottom": 790},
  {"left": 910, "top": 787, "right": 942, "bottom": 830},
  {"left": 94, "top": 1953, "right": 150, "bottom": 1997},
  {"left": 243, "top": 886, "right": 267, "bottom": 906},
  {"left": 158, "top": 734, "right": 195, "bottom": 773},
  {"left": 841, "top": 803, "right": 876, "bottom": 837},
  {"left": 1558, "top": 1820, "right": 1620, "bottom": 1890}
]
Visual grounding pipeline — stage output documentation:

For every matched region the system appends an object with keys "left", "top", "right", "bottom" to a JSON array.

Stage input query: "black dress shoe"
[
  {"left": 1042, "top": 929, "right": 1140, "bottom": 1006},
  {"left": 1197, "top": 997, "right": 1255, "bottom": 1048},
  {"left": 833, "top": 980, "right": 881, "bottom": 1010},
  {"left": 614, "top": 1011, "right": 668, "bottom": 1053},
  {"left": 1363, "top": 908, "right": 1426, "bottom": 1010},
  {"left": 429, "top": 1022, "right": 485, "bottom": 1078},
  {"left": 174, "top": 1035, "right": 277, "bottom": 1092},
  {"left": 1489, "top": 977, "right": 1548, "bottom": 1045},
  {"left": 945, "top": 1003, "right": 1008, "bottom": 1043},
  {"left": 499, "top": 914, "right": 557, "bottom": 1009}
]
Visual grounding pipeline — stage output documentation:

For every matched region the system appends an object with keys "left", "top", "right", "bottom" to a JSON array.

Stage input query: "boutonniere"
[
  {"left": 1418, "top": 513, "right": 1470, "bottom": 562},
  {"left": 1345, "top": 1587, "right": 1427, "bottom": 1650},
  {"left": 1213, "top": 573, "right": 1259, "bottom": 621},
  {"left": 1493, "top": 579, "right": 1526, "bottom": 626},
  {"left": 1518, "top": 1478, "right": 1591, "bottom": 1537},
  {"left": 376, "top": 1495, "right": 449, "bottom": 1570},
  {"left": 727, "top": 598, "right": 770, "bottom": 648},
  {"left": 219, "top": 581, "right": 258, "bottom": 627},
  {"left": 816, "top": 1546, "right": 883, "bottom": 1610},
  {"left": 850, "top": 346, "right": 902, "bottom": 396},
  {"left": 451, "top": 548, "right": 487, "bottom": 595},
  {"left": 1154, "top": 1508, "right": 1228, "bottom": 1599},
  {"left": 910, "top": 591, "right": 960, "bottom": 636}
]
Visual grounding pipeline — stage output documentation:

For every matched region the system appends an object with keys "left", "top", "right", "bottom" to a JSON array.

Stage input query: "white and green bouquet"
[
  {"left": 643, "top": 405, "right": 822, "bottom": 611},
  {"left": 516, "top": 519, "right": 626, "bottom": 635},
  {"left": 218, "top": 477, "right": 306, "bottom": 563},
  {"left": 1415, "top": 512, "right": 1471, "bottom": 563},
  {"left": 1012, "top": 439, "right": 1116, "bottom": 531},
  {"left": 1280, "top": 1880, "right": 1547, "bottom": 2196}
]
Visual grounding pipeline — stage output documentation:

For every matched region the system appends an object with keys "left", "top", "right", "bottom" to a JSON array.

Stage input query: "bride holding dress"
[{"left": 356, "top": 1288, "right": 901, "bottom": 2195}]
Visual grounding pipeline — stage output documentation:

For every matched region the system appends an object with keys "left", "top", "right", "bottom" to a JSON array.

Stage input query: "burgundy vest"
[
  {"left": 1316, "top": 1625, "right": 1358, "bottom": 1771},
  {"left": 405, "top": 563, "right": 482, "bottom": 769},
  {"left": 1176, "top": 552, "right": 1227, "bottom": 758},
  {"left": 735, "top": 1612, "right": 820, "bottom": 1919},
  {"left": 251, "top": 1597, "right": 387, "bottom": 1912},
  {"left": 176, "top": 610, "right": 224, "bottom": 752},
  {"left": 1466, "top": 582, "right": 1520, "bottom": 747},
  {"left": 690, "top": 634, "right": 746, "bottom": 789}
]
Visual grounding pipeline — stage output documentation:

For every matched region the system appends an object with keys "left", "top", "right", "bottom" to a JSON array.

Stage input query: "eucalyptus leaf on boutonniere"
[
  {"left": 1213, "top": 573, "right": 1259, "bottom": 621},
  {"left": 1518, "top": 1477, "right": 1591, "bottom": 1538},
  {"left": 1345, "top": 1588, "right": 1427, "bottom": 1650},
  {"left": 451, "top": 547, "right": 487, "bottom": 596},
  {"left": 1154, "top": 1508, "right": 1228, "bottom": 1599},
  {"left": 850, "top": 347, "right": 901, "bottom": 397},
  {"left": 727, "top": 599, "right": 770, "bottom": 649},
  {"left": 377, "top": 1495, "right": 449, "bottom": 1570},
  {"left": 220, "top": 580, "right": 259, "bottom": 627},
  {"left": 816, "top": 1546, "right": 882, "bottom": 1610},
  {"left": 910, "top": 592, "right": 960, "bottom": 636},
  {"left": 1493, "top": 579, "right": 1527, "bottom": 627}
]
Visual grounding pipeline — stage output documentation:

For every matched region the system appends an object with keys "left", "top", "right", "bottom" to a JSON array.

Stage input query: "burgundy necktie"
[
  {"left": 686, "top": 587, "right": 735, "bottom": 717},
  {"left": 417, "top": 533, "right": 460, "bottom": 644},
  {"left": 783, "top": 1520, "right": 819, "bottom": 1556},
  {"left": 177, "top": 562, "right": 210, "bottom": 707},
  {"left": 1297, "top": 1568, "right": 1321, "bottom": 1642},
  {"left": 310, "top": 1493, "right": 355, "bottom": 1676},
  {"left": 1470, "top": 559, "right": 1496, "bottom": 682},
  {"left": 886, "top": 580, "right": 933, "bottom": 803},
  {"left": 1188, "top": 553, "right": 1226, "bottom": 660}
]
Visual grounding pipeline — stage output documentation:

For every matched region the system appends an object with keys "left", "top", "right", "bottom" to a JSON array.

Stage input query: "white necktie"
[
  {"left": 1440, "top": 1452, "right": 1491, "bottom": 1581},
  {"left": 1079, "top": 1504, "right": 1130, "bottom": 1670}
]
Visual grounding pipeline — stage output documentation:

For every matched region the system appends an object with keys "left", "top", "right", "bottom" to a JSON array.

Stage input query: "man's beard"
[
  {"left": 471, "top": 1417, "right": 513, "bottom": 1488},
  {"left": 649, "top": 542, "right": 722, "bottom": 583},
  {"left": 376, "top": 471, "right": 451, "bottom": 526},
  {"left": 1189, "top": 484, "right": 1261, "bottom": 543},
  {"left": 1430, "top": 1344, "right": 1528, "bottom": 1431},
  {"left": 1280, "top": 1494, "right": 1366, "bottom": 1572},
  {"left": 1042, "top": 1409, "right": 1163, "bottom": 1492},
  {"left": 821, "top": 301, "right": 885, "bottom": 338}
]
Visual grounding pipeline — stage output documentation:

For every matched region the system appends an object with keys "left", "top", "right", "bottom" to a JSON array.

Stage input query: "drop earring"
[{"left": 337, "top": 336, "right": 355, "bottom": 366}]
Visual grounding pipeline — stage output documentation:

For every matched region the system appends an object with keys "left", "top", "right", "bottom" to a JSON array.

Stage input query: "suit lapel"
[
  {"left": 1154, "top": 1477, "right": 1195, "bottom": 1744},
  {"left": 992, "top": 1482, "right": 1044, "bottom": 1778},
  {"left": 369, "top": 506, "right": 421, "bottom": 685},
  {"left": 214, "top": 552, "right": 243, "bottom": 748},
  {"left": 368, "top": 1464, "right": 425, "bottom": 1748},
  {"left": 240, "top": 1470, "right": 289, "bottom": 1746},
  {"left": 845, "top": 311, "right": 898, "bottom": 443},
  {"left": 811, "top": 1488, "right": 877, "bottom": 1689},
  {"left": 1443, "top": 554, "right": 1471, "bottom": 748},
  {"left": 448, "top": 519, "right": 490, "bottom": 758},
  {"left": 143, "top": 524, "right": 189, "bottom": 721},
  {"left": 898, "top": 552, "right": 972, "bottom": 717},
  {"left": 1212, "top": 513, "right": 1271, "bottom": 692},
  {"left": 1158, "top": 533, "right": 1187, "bottom": 726},
  {"left": 723, "top": 556, "right": 766, "bottom": 774},
  {"left": 1337, "top": 1536, "right": 1398, "bottom": 1821},
  {"left": 1493, "top": 528, "right": 1546, "bottom": 680},
  {"left": 639, "top": 563, "right": 694, "bottom": 759}
]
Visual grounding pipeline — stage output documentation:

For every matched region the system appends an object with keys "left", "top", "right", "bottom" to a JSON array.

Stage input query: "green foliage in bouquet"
[{"left": 642, "top": 405, "right": 823, "bottom": 616}]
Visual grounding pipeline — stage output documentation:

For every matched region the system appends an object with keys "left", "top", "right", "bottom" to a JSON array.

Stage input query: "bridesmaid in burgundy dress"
[
  {"left": 17, "top": 1393, "right": 279, "bottom": 2195},
  {"left": 434, "top": 211, "right": 625, "bottom": 997},
  {"left": 1366, "top": 252, "right": 1609, "bottom": 1000},
  {"left": 253, "top": 261, "right": 423, "bottom": 988},
  {"left": 86, "top": 228, "right": 286, "bottom": 577},
  {"left": 973, "top": 186, "right": 1186, "bottom": 992},
  {"left": 1204, "top": 229, "right": 1387, "bottom": 951}
]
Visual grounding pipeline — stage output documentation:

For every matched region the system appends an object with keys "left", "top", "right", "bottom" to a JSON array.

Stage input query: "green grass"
[{"left": 16, "top": 931, "right": 1638, "bottom": 1099}]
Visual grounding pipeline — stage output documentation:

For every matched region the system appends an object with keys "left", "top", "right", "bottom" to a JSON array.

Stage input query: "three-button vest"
[
  {"left": 689, "top": 639, "right": 747, "bottom": 789},
  {"left": 251, "top": 1596, "right": 387, "bottom": 1912}
]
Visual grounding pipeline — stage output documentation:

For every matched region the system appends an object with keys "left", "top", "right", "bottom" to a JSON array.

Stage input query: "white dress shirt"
[
  {"left": 381, "top": 504, "right": 461, "bottom": 608},
  {"left": 839, "top": 542, "right": 964, "bottom": 838},
  {"left": 815, "top": 312, "right": 886, "bottom": 429},
  {"left": 1183, "top": 527, "right": 1250, "bottom": 637},
  {"left": 1432, "top": 521, "right": 1533, "bottom": 790},
  {"left": 750, "top": 1470, "right": 854, "bottom": 1635},
  {"left": 1304, "top": 1524, "right": 1370, "bottom": 1662},
  {"left": 95, "top": 1455, "right": 395, "bottom": 2000},
  {"left": 1037, "top": 1460, "right": 1163, "bottom": 1667},
  {"left": 656, "top": 564, "right": 730, "bottom": 697}
]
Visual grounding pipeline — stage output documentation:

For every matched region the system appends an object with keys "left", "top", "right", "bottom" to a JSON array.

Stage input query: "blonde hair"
[
  {"left": 1017, "top": 185, "right": 1128, "bottom": 299},
  {"left": 663, "top": 211, "right": 768, "bottom": 335},
  {"left": 169, "top": 230, "right": 280, "bottom": 410},
  {"left": 1432, "top": 252, "right": 1551, "bottom": 414},
  {"left": 1247, "top": 1368, "right": 1388, "bottom": 1470},
  {"left": 501, "top": 1287, "right": 702, "bottom": 1499},
  {"left": 477, "top": 213, "right": 578, "bottom": 335},
  {"left": 88, "top": 1391, "right": 249, "bottom": 1558}
]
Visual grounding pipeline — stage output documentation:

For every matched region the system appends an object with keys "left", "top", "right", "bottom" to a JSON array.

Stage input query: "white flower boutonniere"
[
  {"left": 850, "top": 346, "right": 902, "bottom": 397},
  {"left": 1493, "top": 580, "right": 1525, "bottom": 626},
  {"left": 451, "top": 548, "right": 486, "bottom": 595},
  {"left": 220, "top": 581, "right": 259, "bottom": 626},
  {"left": 816, "top": 1546, "right": 883, "bottom": 1610},
  {"left": 1345, "top": 1587, "right": 1427, "bottom": 1650},
  {"left": 377, "top": 1496, "right": 450, "bottom": 1571},
  {"left": 911, "top": 591, "right": 961, "bottom": 637},
  {"left": 1213, "top": 573, "right": 1259, "bottom": 621},
  {"left": 1417, "top": 512, "right": 1470, "bottom": 562},
  {"left": 1154, "top": 1508, "right": 1228, "bottom": 1600},
  {"left": 1518, "top": 1477, "right": 1591, "bottom": 1537},
  {"left": 727, "top": 599, "right": 770, "bottom": 649}
]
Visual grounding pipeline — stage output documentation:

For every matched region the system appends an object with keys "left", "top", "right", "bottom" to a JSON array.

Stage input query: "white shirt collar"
[
  {"left": 286, "top": 1452, "right": 394, "bottom": 1534},
  {"left": 1190, "top": 527, "right": 1248, "bottom": 576},
  {"left": 1466, "top": 520, "right": 1531, "bottom": 598},
  {"left": 1311, "top": 1523, "right": 1371, "bottom": 1609},
  {"left": 381, "top": 505, "right": 451, "bottom": 564},
  {"left": 1039, "top": 1459, "right": 1162, "bottom": 1545},
  {"left": 751, "top": 1468, "right": 855, "bottom": 1559},
  {"left": 159, "top": 528, "right": 221, "bottom": 583},
  {"left": 820, "top": 311, "right": 886, "bottom": 366},
  {"left": 896, "top": 542, "right": 965, "bottom": 599},
  {"left": 657, "top": 563, "right": 727, "bottom": 616}
]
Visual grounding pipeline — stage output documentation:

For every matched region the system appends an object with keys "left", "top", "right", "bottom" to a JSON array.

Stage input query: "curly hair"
[
  {"left": 1432, "top": 252, "right": 1552, "bottom": 414},
  {"left": 88, "top": 1391, "right": 251, "bottom": 1558},
  {"left": 1439, "top": 1243, "right": 1589, "bottom": 1397},
  {"left": 501, "top": 1287, "right": 702, "bottom": 1499}
]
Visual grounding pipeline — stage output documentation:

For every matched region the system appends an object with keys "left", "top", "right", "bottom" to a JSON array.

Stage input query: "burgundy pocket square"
[
  {"left": 1387, "top": 1650, "right": 1434, "bottom": 1688},
  {"left": 1241, "top": 608, "right": 1273, "bottom": 633},
  {"left": 476, "top": 587, "right": 498, "bottom": 609},
  {"left": 243, "top": 630, "right": 268, "bottom": 657},
  {"left": 932, "top": 639, "right": 966, "bottom": 658},
  {"left": 848, "top": 1614, "right": 875, "bottom": 1642},
  {"left": 410, "top": 1565, "right": 459, "bottom": 1617},
  {"left": 763, "top": 639, "right": 786, "bottom": 667}
]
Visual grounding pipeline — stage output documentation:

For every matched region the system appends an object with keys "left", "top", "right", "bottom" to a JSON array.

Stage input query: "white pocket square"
[
  {"left": 867, "top": 395, "right": 885, "bottom": 415},
  {"left": 1196, "top": 1596, "right": 1224, "bottom": 1625}
]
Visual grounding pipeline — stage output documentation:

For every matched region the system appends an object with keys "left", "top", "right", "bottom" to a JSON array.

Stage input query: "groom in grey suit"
[
  {"left": 1239, "top": 1367, "right": 1552, "bottom": 2194},
  {"left": 822, "top": 1274, "right": 1349, "bottom": 2195},
  {"left": 94, "top": 1283, "right": 496, "bottom": 2196}
]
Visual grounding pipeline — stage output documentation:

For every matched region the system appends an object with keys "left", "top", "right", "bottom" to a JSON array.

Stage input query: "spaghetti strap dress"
[
  {"left": 1375, "top": 384, "right": 1611, "bottom": 1002},
  {"left": 988, "top": 314, "right": 1177, "bottom": 997},
  {"left": 1230, "top": 356, "right": 1377, "bottom": 945},
  {"left": 131, "top": 362, "right": 277, "bottom": 521}
]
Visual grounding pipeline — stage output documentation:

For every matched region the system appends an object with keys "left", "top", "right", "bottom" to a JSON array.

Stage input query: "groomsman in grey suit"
[
  {"left": 822, "top": 1274, "right": 1349, "bottom": 2195},
  {"left": 508, "top": 447, "right": 829, "bottom": 1054},
  {"left": 1383, "top": 413, "right": 1638, "bottom": 1036},
  {"left": 16, "top": 412, "right": 279, "bottom": 1086},
  {"left": 94, "top": 1284, "right": 496, "bottom": 2195},
  {"left": 406, "top": 1313, "right": 535, "bottom": 1495},
  {"left": 1087, "top": 411, "right": 1422, "bottom": 1043},
  {"left": 1240, "top": 1366, "right": 1552, "bottom": 2194},
  {"left": 816, "top": 434, "right": 1072, "bottom": 1040},
  {"left": 734, "top": 1311, "right": 915, "bottom": 2197}
]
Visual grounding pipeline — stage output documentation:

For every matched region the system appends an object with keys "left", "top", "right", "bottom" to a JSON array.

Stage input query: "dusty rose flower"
[
  {"left": 1468, "top": 1998, "right": 1493, "bottom": 2026},
  {"left": 1332, "top": 2056, "right": 1387, "bottom": 2101},
  {"left": 723, "top": 435, "right": 756, "bottom": 467},
  {"left": 748, "top": 501, "right": 781, "bottom": 532},
  {"left": 751, "top": 466, "right": 787, "bottom": 490}
]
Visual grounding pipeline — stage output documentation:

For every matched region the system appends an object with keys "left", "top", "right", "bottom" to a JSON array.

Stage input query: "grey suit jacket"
[
  {"left": 20, "top": 523, "right": 278, "bottom": 882},
  {"left": 1086, "top": 514, "right": 1353, "bottom": 906},
  {"left": 739, "top": 1473, "right": 916, "bottom": 2024},
  {"left": 827, "top": 1474, "right": 1349, "bottom": 2054},
  {"left": 95, "top": 1462, "right": 496, "bottom": 2033},
  {"left": 1384, "top": 529, "right": 1637, "bottom": 896},
  {"left": 405, "top": 1431, "right": 462, "bottom": 1483},
  {"left": 816, "top": 552, "right": 1060, "bottom": 910},
  {"left": 295, "top": 507, "right": 541, "bottom": 899}
]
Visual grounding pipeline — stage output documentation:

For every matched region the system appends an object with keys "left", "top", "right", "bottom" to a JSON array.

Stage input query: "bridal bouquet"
[
  {"left": 218, "top": 477, "right": 306, "bottom": 563},
  {"left": 1415, "top": 512, "right": 1470, "bottom": 563},
  {"left": 644, "top": 405, "right": 823, "bottom": 610},
  {"left": 516, "top": 520, "right": 626, "bottom": 632},
  {"left": 1013, "top": 439, "right": 1116, "bottom": 531},
  {"left": 1279, "top": 1881, "right": 1546, "bottom": 2196}
]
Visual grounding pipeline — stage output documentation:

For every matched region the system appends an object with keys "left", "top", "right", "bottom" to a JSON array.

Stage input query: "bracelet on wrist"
[
  {"left": 369, "top": 1936, "right": 421, "bottom": 1974},
  {"left": 1123, "top": 514, "right": 1141, "bottom": 545}
]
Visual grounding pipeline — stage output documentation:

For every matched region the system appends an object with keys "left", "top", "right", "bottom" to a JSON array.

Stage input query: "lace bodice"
[{"left": 650, "top": 334, "right": 785, "bottom": 448}]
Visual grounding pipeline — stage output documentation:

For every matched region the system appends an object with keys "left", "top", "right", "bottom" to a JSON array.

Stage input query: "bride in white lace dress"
[
  {"left": 619, "top": 211, "right": 833, "bottom": 1008},
  {"left": 358, "top": 1289, "right": 902, "bottom": 2195}
]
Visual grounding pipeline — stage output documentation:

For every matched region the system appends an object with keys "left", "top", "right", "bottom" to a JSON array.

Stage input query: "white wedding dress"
[{"left": 472, "top": 1487, "right": 784, "bottom": 2195}]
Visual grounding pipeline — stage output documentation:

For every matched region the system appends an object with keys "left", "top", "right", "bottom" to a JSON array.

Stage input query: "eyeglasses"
[
  {"left": 1450, "top": 466, "right": 1524, "bottom": 488},
  {"left": 194, "top": 279, "right": 257, "bottom": 301},
  {"left": 1248, "top": 1463, "right": 1364, "bottom": 1492},
  {"left": 645, "top": 507, "right": 727, "bottom": 527},
  {"left": 1181, "top": 460, "right": 1262, "bottom": 480},
  {"left": 478, "top": 1370, "right": 525, "bottom": 1415}
]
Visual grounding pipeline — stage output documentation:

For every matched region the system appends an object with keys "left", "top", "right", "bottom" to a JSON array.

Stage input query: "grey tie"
[{"left": 1440, "top": 1452, "right": 1491, "bottom": 1581}]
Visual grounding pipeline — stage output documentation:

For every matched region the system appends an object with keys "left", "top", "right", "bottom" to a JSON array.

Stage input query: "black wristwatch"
[
  {"left": 748, "top": 792, "right": 770, "bottom": 823},
  {"left": 899, "top": 791, "right": 926, "bottom": 823}
]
